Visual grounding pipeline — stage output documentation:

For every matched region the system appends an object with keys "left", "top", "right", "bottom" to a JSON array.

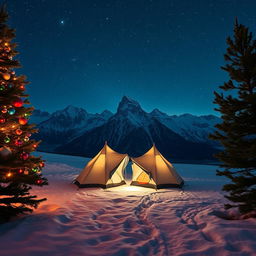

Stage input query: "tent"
[
  {"left": 130, "top": 144, "right": 184, "bottom": 189},
  {"left": 75, "top": 143, "right": 129, "bottom": 188}
]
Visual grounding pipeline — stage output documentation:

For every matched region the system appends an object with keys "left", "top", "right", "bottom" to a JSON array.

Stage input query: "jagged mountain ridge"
[
  {"left": 33, "top": 96, "right": 220, "bottom": 160},
  {"left": 33, "top": 105, "right": 113, "bottom": 151}
]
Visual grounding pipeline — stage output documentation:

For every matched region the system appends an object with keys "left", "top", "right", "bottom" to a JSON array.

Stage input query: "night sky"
[{"left": 6, "top": 0, "right": 256, "bottom": 115}]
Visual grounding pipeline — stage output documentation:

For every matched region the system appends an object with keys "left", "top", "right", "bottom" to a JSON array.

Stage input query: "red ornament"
[
  {"left": 0, "top": 117, "right": 5, "bottom": 123},
  {"left": 14, "top": 139, "right": 23, "bottom": 146},
  {"left": 20, "top": 85, "right": 25, "bottom": 90},
  {"left": 15, "top": 129, "right": 23, "bottom": 135},
  {"left": 39, "top": 162, "right": 45, "bottom": 168},
  {"left": 33, "top": 144, "right": 37, "bottom": 148},
  {"left": 18, "top": 118, "right": 28, "bottom": 125},
  {"left": 18, "top": 169, "right": 23, "bottom": 174},
  {"left": 13, "top": 98, "right": 23, "bottom": 107},
  {"left": 36, "top": 179, "right": 43, "bottom": 184},
  {"left": 20, "top": 152, "right": 29, "bottom": 160}
]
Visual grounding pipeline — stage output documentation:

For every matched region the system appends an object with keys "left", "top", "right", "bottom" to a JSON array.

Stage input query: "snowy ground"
[{"left": 0, "top": 152, "right": 256, "bottom": 256}]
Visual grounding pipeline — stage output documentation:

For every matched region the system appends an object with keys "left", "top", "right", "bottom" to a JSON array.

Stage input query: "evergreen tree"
[
  {"left": 0, "top": 6, "right": 47, "bottom": 222},
  {"left": 210, "top": 20, "right": 256, "bottom": 214}
]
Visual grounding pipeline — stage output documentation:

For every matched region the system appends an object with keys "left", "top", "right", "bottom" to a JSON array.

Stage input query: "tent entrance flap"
[
  {"left": 131, "top": 162, "right": 156, "bottom": 187},
  {"left": 106, "top": 156, "right": 129, "bottom": 186}
]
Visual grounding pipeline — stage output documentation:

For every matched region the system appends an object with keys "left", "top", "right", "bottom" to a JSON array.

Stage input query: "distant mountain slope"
[
  {"left": 150, "top": 109, "right": 219, "bottom": 145},
  {"left": 33, "top": 106, "right": 113, "bottom": 150},
  {"left": 33, "top": 96, "right": 220, "bottom": 160}
]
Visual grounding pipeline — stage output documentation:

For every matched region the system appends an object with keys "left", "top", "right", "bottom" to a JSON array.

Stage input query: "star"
[{"left": 60, "top": 20, "right": 65, "bottom": 25}]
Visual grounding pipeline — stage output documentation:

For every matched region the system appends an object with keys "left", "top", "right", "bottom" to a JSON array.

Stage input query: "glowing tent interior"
[
  {"left": 130, "top": 144, "right": 184, "bottom": 189},
  {"left": 74, "top": 143, "right": 129, "bottom": 188}
]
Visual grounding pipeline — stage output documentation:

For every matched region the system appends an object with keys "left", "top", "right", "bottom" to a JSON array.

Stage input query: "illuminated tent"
[
  {"left": 131, "top": 144, "right": 184, "bottom": 189},
  {"left": 75, "top": 143, "right": 129, "bottom": 188}
]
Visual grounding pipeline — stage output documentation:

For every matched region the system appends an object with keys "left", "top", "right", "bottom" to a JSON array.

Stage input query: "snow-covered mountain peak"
[
  {"left": 100, "top": 110, "right": 113, "bottom": 120},
  {"left": 64, "top": 105, "right": 87, "bottom": 115},
  {"left": 150, "top": 108, "right": 168, "bottom": 117},
  {"left": 117, "top": 96, "right": 143, "bottom": 114},
  {"left": 179, "top": 113, "right": 194, "bottom": 119},
  {"left": 52, "top": 105, "right": 88, "bottom": 118}
]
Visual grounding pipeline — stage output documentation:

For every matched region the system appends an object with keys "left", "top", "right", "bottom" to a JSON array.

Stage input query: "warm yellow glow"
[
  {"left": 109, "top": 184, "right": 153, "bottom": 192},
  {"left": 6, "top": 172, "right": 12, "bottom": 177},
  {"left": 137, "top": 171, "right": 150, "bottom": 184},
  {"left": 121, "top": 186, "right": 145, "bottom": 192}
]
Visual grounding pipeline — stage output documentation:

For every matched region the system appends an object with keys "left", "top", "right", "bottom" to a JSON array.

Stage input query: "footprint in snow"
[
  {"left": 55, "top": 214, "right": 72, "bottom": 224},
  {"left": 85, "top": 238, "right": 99, "bottom": 246}
]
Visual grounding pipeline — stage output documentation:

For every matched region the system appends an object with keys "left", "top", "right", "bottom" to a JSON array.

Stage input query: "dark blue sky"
[{"left": 6, "top": 0, "right": 256, "bottom": 115}]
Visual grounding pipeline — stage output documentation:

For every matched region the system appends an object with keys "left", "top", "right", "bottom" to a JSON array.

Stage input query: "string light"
[{"left": 6, "top": 172, "right": 12, "bottom": 178}]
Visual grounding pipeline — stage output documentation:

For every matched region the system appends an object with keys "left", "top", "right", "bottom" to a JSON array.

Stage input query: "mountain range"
[{"left": 32, "top": 96, "right": 220, "bottom": 161}]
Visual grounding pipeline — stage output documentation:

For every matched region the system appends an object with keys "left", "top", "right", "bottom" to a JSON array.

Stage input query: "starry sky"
[{"left": 6, "top": 0, "right": 256, "bottom": 115}]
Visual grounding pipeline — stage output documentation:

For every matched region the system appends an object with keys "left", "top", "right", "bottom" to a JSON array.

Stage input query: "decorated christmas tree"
[
  {"left": 210, "top": 20, "right": 256, "bottom": 214},
  {"left": 0, "top": 6, "right": 47, "bottom": 222}
]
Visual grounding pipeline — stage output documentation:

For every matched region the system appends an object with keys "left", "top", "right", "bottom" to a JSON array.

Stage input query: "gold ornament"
[{"left": 24, "top": 136, "right": 29, "bottom": 142}]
